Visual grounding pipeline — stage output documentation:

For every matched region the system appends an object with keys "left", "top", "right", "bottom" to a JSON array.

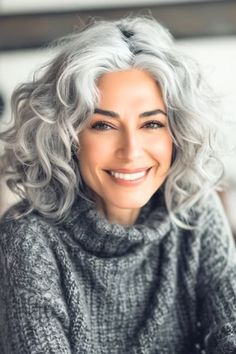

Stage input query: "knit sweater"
[{"left": 0, "top": 191, "right": 235, "bottom": 354}]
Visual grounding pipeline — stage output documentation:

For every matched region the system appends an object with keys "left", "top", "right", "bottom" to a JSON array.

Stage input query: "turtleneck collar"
[{"left": 63, "top": 190, "right": 173, "bottom": 257}]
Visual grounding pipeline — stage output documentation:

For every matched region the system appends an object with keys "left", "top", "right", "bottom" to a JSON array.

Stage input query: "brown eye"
[
  {"left": 91, "top": 121, "right": 114, "bottom": 130},
  {"left": 143, "top": 120, "right": 165, "bottom": 129}
]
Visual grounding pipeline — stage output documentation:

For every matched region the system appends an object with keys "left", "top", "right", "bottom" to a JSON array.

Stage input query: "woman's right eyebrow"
[
  {"left": 94, "top": 108, "right": 119, "bottom": 118},
  {"left": 94, "top": 108, "right": 167, "bottom": 118}
]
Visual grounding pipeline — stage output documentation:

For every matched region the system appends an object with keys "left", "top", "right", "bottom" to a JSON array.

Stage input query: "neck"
[{"left": 95, "top": 199, "right": 141, "bottom": 226}]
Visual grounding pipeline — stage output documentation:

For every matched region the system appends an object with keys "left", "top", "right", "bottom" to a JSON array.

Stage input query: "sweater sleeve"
[
  {"left": 197, "top": 193, "right": 236, "bottom": 354},
  {"left": 0, "top": 216, "right": 72, "bottom": 354}
]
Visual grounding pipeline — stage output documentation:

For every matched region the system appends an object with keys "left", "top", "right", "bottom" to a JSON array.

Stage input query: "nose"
[{"left": 115, "top": 129, "right": 143, "bottom": 161}]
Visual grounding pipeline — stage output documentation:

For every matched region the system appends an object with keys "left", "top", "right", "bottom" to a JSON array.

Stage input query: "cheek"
[
  {"left": 151, "top": 135, "right": 173, "bottom": 166},
  {"left": 79, "top": 134, "right": 111, "bottom": 168}
]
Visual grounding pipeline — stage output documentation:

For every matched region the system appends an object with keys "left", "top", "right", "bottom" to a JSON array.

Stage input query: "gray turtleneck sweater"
[{"left": 0, "top": 192, "right": 235, "bottom": 354}]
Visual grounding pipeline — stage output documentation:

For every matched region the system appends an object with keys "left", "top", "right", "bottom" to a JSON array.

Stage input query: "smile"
[
  {"left": 105, "top": 168, "right": 151, "bottom": 184},
  {"left": 110, "top": 170, "right": 146, "bottom": 181}
]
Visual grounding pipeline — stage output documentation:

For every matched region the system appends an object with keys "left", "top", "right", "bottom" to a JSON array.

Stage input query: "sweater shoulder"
[
  {"left": 0, "top": 206, "right": 53, "bottom": 252},
  {"left": 0, "top": 204, "right": 61, "bottom": 293},
  {"left": 193, "top": 191, "right": 233, "bottom": 241},
  {"left": 186, "top": 191, "right": 232, "bottom": 240},
  {"left": 193, "top": 192, "right": 235, "bottom": 290}
]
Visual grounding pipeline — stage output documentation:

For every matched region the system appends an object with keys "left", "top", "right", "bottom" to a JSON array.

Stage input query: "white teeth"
[{"left": 110, "top": 170, "right": 146, "bottom": 181}]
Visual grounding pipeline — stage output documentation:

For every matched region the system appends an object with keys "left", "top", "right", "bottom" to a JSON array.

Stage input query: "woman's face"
[{"left": 78, "top": 69, "right": 173, "bottom": 224}]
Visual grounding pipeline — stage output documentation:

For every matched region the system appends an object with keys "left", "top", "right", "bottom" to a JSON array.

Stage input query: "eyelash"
[{"left": 90, "top": 120, "right": 165, "bottom": 131}]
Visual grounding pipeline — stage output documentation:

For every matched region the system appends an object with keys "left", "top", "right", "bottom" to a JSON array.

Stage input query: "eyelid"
[
  {"left": 90, "top": 120, "right": 116, "bottom": 130},
  {"left": 142, "top": 119, "right": 166, "bottom": 127}
]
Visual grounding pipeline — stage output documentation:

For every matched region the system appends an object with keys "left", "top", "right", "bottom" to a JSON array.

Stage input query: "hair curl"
[{"left": 0, "top": 16, "right": 224, "bottom": 227}]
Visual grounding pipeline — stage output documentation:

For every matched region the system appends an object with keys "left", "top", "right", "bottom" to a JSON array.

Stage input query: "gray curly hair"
[{"left": 0, "top": 16, "right": 224, "bottom": 227}]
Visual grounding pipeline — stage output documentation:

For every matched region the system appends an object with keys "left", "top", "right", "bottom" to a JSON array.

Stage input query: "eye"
[
  {"left": 143, "top": 120, "right": 165, "bottom": 129},
  {"left": 90, "top": 121, "right": 115, "bottom": 131}
]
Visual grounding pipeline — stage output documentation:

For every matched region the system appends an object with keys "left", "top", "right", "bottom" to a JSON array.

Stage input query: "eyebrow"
[{"left": 94, "top": 108, "right": 168, "bottom": 118}]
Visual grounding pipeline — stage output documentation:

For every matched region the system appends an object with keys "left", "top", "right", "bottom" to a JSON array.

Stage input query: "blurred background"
[{"left": 0, "top": 0, "right": 236, "bottom": 237}]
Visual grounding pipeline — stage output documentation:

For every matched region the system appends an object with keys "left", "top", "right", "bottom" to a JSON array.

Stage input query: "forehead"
[
  {"left": 96, "top": 69, "right": 165, "bottom": 108},
  {"left": 97, "top": 69, "right": 158, "bottom": 89}
]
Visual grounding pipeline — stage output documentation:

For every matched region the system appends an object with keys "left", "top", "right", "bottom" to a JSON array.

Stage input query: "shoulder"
[
  {"left": 192, "top": 191, "right": 234, "bottom": 252},
  {"left": 190, "top": 191, "right": 232, "bottom": 236},
  {"left": 192, "top": 192, "right": 235, "bottom": 286},
  {"left": 0, "top": 201, "right": 58, "bottom": 252},
  {"left": 0, "top": 202, "right": 61, "bottom": 292},
  {"left": 178, "top": 192, "right": 235, "bottom": 274}
]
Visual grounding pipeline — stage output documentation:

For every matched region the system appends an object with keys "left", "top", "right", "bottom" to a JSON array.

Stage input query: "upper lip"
[{"left": 105, "top": 167, "right": 151, "bottom": 173}]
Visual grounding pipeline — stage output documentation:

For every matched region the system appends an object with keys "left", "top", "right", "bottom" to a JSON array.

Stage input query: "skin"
[{"left": 78, "top": 69, "right": 173, "bottom": 226}]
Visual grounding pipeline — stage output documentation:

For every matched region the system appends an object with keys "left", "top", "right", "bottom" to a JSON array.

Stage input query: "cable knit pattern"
[{"left": 0, "top": 192, "right": 235, "bottom": 354}]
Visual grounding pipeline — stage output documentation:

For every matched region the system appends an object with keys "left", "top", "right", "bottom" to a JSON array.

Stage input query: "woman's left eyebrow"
[
  {"left": 94, "top": 108, "right": 167, "bottom": 118},
  {"left": 140, "top": 109, "right": 168, "bottom": 117}
]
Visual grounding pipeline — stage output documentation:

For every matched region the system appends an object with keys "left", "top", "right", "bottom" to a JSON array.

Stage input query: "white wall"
[{"left": 0, "top": 0, "right": 215, "bottom": 13}]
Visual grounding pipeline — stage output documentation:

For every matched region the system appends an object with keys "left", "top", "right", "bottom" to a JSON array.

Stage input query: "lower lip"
[{"left": 106, "top": 169, "right": 150, "bottom": 186}]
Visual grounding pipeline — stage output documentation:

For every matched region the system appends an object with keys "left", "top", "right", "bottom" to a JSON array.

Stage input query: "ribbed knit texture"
[{"left": 0, "top": 192, "right": 235, "bottom": 354}]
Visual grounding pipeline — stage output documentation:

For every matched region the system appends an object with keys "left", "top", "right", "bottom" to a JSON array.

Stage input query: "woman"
[{"left": 0, "top": 16, "right": 235, "bottom": 354}]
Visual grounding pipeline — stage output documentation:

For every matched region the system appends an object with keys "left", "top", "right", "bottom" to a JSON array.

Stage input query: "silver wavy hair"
[{"left": 0, "top": 16, "right": 224, "bottom": 227}]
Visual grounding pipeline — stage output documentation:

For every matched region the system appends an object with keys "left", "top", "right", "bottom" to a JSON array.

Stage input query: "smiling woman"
[{"left": 0, "top": 16, "right": 235, "bottom": 354}]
